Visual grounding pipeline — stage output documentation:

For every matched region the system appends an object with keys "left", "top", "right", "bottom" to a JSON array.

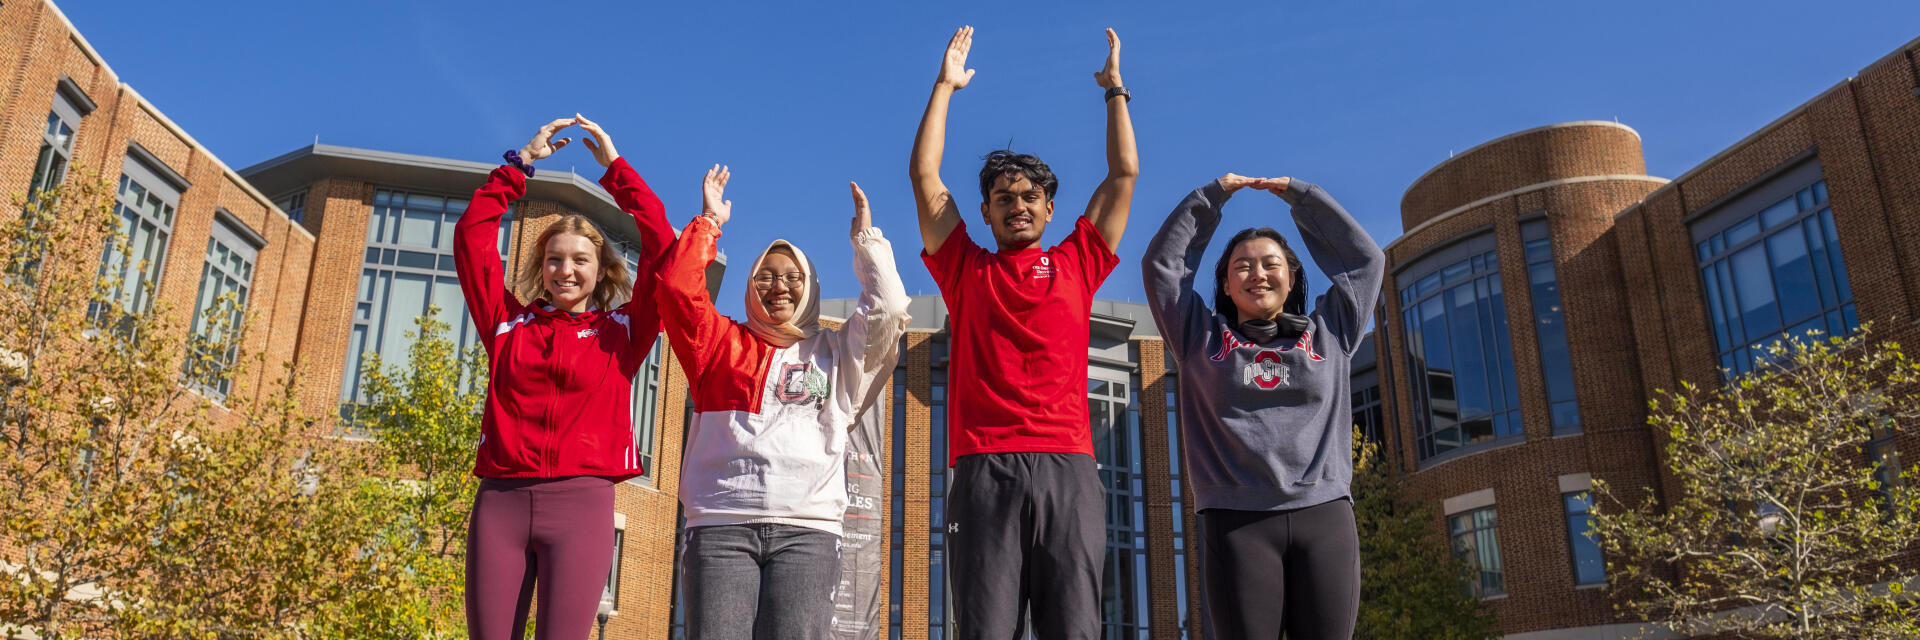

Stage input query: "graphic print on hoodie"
[{"left": 656, "top": 215, "right": 910, "bottom": 536}]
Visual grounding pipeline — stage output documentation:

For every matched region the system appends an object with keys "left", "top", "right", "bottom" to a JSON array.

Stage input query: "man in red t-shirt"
[{"left": 908, "top": 26, "right": 1139, "bottom": 639}]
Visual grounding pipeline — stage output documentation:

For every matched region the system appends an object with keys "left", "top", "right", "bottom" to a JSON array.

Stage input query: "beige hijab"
[{"left": 743, "top": 239, "right": 820, "bottom": 347}]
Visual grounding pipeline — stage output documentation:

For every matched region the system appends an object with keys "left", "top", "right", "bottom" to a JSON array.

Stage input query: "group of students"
[{"left": 451, "top": 25, "right": 1384, "bottom": 640}]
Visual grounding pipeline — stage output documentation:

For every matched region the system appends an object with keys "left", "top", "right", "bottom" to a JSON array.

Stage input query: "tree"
[
  {"left": 0, "top": 171, "right": 394, "bottom": 638},
  {"left": 1592, "top": 330, "right": 1920, "bottom": 639},
  {"left": 1352, "top": 429, "right": 1499, "bottom": 640},
  {"left": 308, "top": 311, "right": 486, "bottom": 638}
]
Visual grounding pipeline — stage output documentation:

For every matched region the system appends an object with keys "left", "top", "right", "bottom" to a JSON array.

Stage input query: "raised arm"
[
  {"left": 1142, "top": 174, "right": 1260, "bottom": 355},
  {"left": 654, "top": 166, "right": 734, "bottom": 381},
  {"left": 908, "top": 26, "right": 976, "bottom": 254},
  {"left": 578, "top": 115, "right": 674, "bottom": 350},
  {"left": 454, "top": 118, "right": 573, "bottom": 355},
  {"left": 1261, "top": 177, "right": 1386, "bottom": 355},
  {"left": 833, "top": 183, "right": 913, "bottom": 427},
  {"left": 1083, "top": 28, "right": 1139, "bottom": 252}
]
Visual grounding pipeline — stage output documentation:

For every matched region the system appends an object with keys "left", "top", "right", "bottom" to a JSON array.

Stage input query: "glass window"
[
  {"left": 929, "top": 354, "right": 950, "bottom": 640},
  {"left": 1400, "top": 243, "right": 1523, "bottom": 463},
  {"left": 1695, "top": 168, "right": 1855, "bottom": 379},
  {"left": 1166, "top": 386, "right": 1191, "bottom": 637},
  {"left": 1091, "top": 372, "right": 1147, "bottom": 637},
  {"left": 1522, "top": 222, "right": 1581, "bottom": 435},
  {"left": 1352, "top": 385, "right": 1385, "bottom": 446},
  {"left": 1563, "top": 491, "right": 1604, "bottom": 586},
  {"left": 341, "top": 189, "right": 505, "bottom": 417},
  {"left": 1449, "top": 506, "right": 1505, "bottom": 598},
  {"left": 184, "top": 217, "right": 261, "bottom": 400},
  {"left": 92, "top": 155, "right": 182, "bottom": 330},
  {"left": 603, "top": 524, "right": 624, "bottom": 607},
  {"left": 632, "top": 336, "right": 663, "bottom": 482},
  {"left": 273, "top": 190, "right": 306, "bottom": 224},
  {"left": 1868, "top": 417, "right": 1901, "bottom": 511}
]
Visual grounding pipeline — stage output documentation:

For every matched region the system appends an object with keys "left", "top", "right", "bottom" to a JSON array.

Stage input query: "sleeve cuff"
[
  {"left": 1281, "top": 178, "right": 1313, "bottom": 206},
  {"left": 852, "top": 226, "right": 887, "bottom": 246}
]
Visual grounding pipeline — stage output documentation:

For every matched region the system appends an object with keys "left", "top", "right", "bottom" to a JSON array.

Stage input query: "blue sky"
[{"left": 60, "top": 1, "right": 1920, "bottom": 320}]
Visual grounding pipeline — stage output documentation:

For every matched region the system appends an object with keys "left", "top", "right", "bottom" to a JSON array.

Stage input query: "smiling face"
[
  {"left": 542, "top": 232, "right": 600, "bottom": 312},
  {"left": 980, "top": 174, "right": 1055, "bottom": 251},
  {"left": 1224, "top": 236, "right": 1294, "bottom": 323},
  {"left": 754, "top": 249, "right": 805, "bottom": 325}
]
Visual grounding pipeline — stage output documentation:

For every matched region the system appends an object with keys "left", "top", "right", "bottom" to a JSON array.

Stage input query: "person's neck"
[
  {"left": 553, "top": 297, "right": 591, "bottom": 314},
  {"left": 996, "top": 239, "right": 1044, "bottom": 252},
  {"left": 1236, "top": 309, "right": 1283, "bottom": 324}
]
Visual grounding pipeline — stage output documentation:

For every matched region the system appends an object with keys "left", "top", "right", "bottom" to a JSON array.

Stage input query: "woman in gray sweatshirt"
[{"left": 1141, "top": 173, "right": 1385, "bottom": 640}]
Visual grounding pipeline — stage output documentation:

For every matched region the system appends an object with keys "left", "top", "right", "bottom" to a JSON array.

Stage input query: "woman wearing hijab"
[
  {"left": 655, "top": 165, "right": 911, "bottom": 640},
  {"left": 1140, "top": 173, "right": 1386, "bottom": 640}
]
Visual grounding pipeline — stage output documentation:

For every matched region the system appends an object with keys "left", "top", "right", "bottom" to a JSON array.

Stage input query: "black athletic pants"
[
  {"left": 946, "top": 452, "right": 1104, "bottom": 639},
  {"left": 1199, "top": 498, "right": 1360, "bottom": 640}
]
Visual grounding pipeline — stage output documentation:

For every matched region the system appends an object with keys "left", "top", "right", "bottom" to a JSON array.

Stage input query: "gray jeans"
[{"left": 682, "top": 523, "right": 841, "bottom": 640}]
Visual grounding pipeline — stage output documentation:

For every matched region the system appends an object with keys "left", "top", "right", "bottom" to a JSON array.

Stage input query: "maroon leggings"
[{"left": 465, "top": 475, "right": 616, "bottom": 640}]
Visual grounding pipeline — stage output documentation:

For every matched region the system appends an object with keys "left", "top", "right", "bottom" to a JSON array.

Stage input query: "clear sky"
[{"left": 58, "top": 0, "right": 1920, "bottom": 321}]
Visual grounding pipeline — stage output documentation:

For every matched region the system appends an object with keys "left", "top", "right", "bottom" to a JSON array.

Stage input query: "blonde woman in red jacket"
[{"left": 453, "top": 116, "right": 673, "bottom": 640}]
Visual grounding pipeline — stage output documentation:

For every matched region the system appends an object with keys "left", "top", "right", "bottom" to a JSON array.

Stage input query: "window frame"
[
  {"left": 1690, "top": 158, "right": 1855, "bottom": 379},
  {"left": 183, "top": 210, "right": 265, "bottom": 400},
  {"left": 1395, "top": 232, "right": 1524, "bottom": 467},
  {"left": 1521, "top": 219, "right": 1582, "bottom": 435}
]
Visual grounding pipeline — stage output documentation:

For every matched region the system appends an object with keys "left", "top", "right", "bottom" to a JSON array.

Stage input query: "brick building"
[
  {"left": 9, "top": 0, "right": 1920, "bottom": 636},
  {"left": 1369, "top": 35, "right": 1920, "bottom": 639}
]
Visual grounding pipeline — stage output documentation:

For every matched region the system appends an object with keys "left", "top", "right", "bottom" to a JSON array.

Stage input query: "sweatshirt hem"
[
  {"left": 687, "top": 514, "right": 844, "bottom": 537},
  {"left": 1191, "top": 483, "right": 1351, "bottom": 513}
]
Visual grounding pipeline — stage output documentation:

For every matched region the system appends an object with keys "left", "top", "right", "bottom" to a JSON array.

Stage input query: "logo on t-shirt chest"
[
  {"left": 776, "top": 363, "right": 830, "bottom": 409},
  {"left": 1030, "top": 255, "right": 1054, "bottom": 280}
]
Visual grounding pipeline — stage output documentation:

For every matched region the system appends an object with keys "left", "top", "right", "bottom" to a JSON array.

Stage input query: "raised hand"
[
  {"left": 701, "top": 164, "right": 732, "bottom": 227},
  {"left": 520, "top": 117, "right": 577, "bottom": 162},
  {"left": 1253, "top": 177, "right": 1294, "bottom": 197},
  {"left": 849, "top": 182, "right": 872, "bottom": 238},
  {"left": 1219, "top": 173, "right": 1260, "bottom": 195},
  {"left": 937, "top": 26, "right": 977, "bottom": 90},
  {"left": 575, "top": 113, "right": 620, "bottom": 168},
  {"left": 1094, "top": 28, "right": 1123, "bottom": 89}
]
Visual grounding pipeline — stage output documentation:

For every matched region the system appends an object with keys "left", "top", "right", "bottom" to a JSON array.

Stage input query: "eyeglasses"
[{"left": 751, "top": 272, "right": 806, "bottom": 289}]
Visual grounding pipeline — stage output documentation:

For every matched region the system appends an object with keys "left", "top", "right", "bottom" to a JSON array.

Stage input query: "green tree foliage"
[
  {"left": 1592, "top": 330, "right": 1920, "bottom": 639},
  {"left": 0, "top": 171, "right": 394, "bottom": 638},
  {"left": 310, "top": 311, "right": 486, "bottom": 638},
  {"left": 1352, "top": 429, "right": 1499, "bottom": 640}
]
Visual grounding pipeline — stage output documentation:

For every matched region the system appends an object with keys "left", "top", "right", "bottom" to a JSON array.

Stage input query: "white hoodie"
[{"left": 655, "top": 216, "right": 911, "bottom": 535}]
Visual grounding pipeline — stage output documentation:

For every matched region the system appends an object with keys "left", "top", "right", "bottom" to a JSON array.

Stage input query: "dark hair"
[
  {"left": 1213, "top": 227, "right": 1307, "bottom": 321},
  {"left": 978, "top": 150, "right": 1058, "bottom": 202}
]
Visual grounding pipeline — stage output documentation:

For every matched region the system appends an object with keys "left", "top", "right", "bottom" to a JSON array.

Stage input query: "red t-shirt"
[{"left": 922, "top": 216, "right": 1120, "bottom": 466}]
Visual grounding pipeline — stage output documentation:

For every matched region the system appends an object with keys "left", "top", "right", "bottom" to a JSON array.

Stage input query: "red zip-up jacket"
[{"left": 452, "top": 157, "right": 672, "bottom": 480}]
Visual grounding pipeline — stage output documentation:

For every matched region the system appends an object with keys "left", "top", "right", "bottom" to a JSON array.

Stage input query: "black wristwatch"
[
  {"left": 1104, "top": 86, "right": 1132, "bottom": 103},
  {"left": 503, "top": 149, "right": 537, "bottom": 178}
]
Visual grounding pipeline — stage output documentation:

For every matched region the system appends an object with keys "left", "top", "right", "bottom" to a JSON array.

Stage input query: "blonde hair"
[{"left": 513, "top": 215, "right": 632, "bottom": 311}]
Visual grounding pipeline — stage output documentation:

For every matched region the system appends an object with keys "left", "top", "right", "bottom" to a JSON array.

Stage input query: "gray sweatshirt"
[{"left": 1142, "top": 178, "right": 1386, "bottom": 512}]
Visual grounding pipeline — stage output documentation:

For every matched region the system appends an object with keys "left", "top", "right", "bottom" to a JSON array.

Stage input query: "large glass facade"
[
  {"left": 1449, "top": 506, "right": 1505, "bottom": 598},
  {"left": 1522, "top": 221, "right": 1580, "bottom": 434},
  {"left": 340, "top": 190, "right": 506, "bottom": 408},
  {"left": 1695, "top": 175, "right": 1854, "bottom": 378},
  {"left": 1400, "top": 246, "right": 1522, "bottom": 463},
  {"left": 1090, "top": 371, "right": 1149, "bottom": 639}
]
